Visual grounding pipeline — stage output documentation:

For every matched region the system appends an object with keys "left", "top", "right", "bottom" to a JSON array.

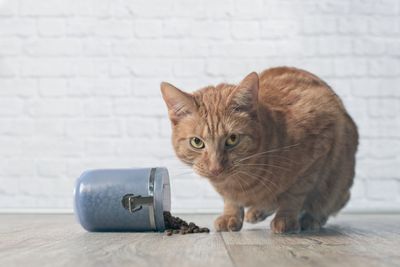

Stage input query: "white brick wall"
[{"left": 0, "top": 0, "right": 400, "bottom": 213}]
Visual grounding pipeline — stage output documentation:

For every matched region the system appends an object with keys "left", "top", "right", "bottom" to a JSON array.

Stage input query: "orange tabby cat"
[{"left": 161, "top": 67, "right": 358, "bottom": 233}]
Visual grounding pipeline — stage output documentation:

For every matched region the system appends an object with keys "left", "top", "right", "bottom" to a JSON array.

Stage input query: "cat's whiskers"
[
  {"left": 236, "top": 169, "right": 279, "bottom": 191},
  {"left": 231, "top": 173, "right": 247, "bottom": 196},
  {"left": 172, "top": 171, "right": 197, "bottom": 178},
  {"left": 235, "top": 143, "right": 300, "bottom": 163},
  {"left": 235, "top": 163, "right": 291, "bottom": 172},
  {"left": 236, "top": 171, "right": 275, "bottom": 196}
]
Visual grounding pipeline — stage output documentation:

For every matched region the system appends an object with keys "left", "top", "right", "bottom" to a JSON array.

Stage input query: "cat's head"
[{"left": 161, "top": 72, "right": 261, "bottom": 182}]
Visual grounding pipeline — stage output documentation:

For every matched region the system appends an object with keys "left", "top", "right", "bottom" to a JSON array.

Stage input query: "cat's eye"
[
  {"left": 225, "top": 134, "right": 240, "bottom": 148},
  {"left": 190, "top": 137, "right": 205, "bottom": 149}
]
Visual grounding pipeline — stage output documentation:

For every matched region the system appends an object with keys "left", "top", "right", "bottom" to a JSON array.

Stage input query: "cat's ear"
[
  {"left": 229, "top": 72, "right": 259, "bottom": 114},
  {"left": 160, "top": 82, "right": 196, "bottom": 125}
]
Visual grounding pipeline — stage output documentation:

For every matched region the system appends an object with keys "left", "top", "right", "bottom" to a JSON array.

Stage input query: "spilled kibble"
[{"left": 163, "top": 211, "right": 210, "bottom": 236}]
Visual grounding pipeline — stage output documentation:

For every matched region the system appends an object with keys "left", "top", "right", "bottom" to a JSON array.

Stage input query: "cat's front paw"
[
  {"left": 270, "top": 216, "right": 300, "bottom": 234},
  {"left": 245, "top": 208, "right": 272, "bottom": 224},
  {"left": 214, "top": 215, "right": 243, "bottom": 232}
]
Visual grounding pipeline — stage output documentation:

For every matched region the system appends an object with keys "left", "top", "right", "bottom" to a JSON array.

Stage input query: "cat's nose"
[{"left": 210, "top": 167, "right": 224, "bottom": 176}]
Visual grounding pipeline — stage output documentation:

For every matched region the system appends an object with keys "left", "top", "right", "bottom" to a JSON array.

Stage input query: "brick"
[
  {"left": 179, "top": 40, "right": 209, "bottom": 57},
  {"left": 126, "top": 117, "right": 159, "bottom": 138},
  {"left": 129, "top": 59, "right": 174, "bottom": 77},
  {"left": 171, "top": 0, "right": 205, "bottom": 18},
  {"left": 338, "top": 17, "right": 369, "bottom": 34},
  {"left": 326, "top": 78, "right": 352, "bottom": 98},
  {"left": 111, "top": 0, "right": 132, "bottom": 18},
  {"left": 231, "top": 21, "right": 260, "bottom": 40},
  {"left": 386, "top": 41, "right": 400, "bottom": 56},
  {"left": 357, "top": 118, "right": 400, "bottom": 138},
  {"left": 160, "top": 118, "right": 172, "bottom": 138},
  {"left": 27, "top": 99, "right": 83, "bottom": 117},
  {"left": 350, "top": 0, "right": 399, "bottom": 15},
  {"left": 20, "top": 0, "right": 71, "bottom": 16},
  {"left": 296, "top": 58, "right": 334, "bottom": 77},
  {"left": 0, "top": 179, "right": 20, "bottom": 196},
  {"left": 125, "top": 0, "right": 173, "bottom": 18},
  {"left": 163, "top": 19, "right": 192, "bottom": 38},
  {"left": 317, "top": 36, "right": 352, "bottom": 56},
  {"left": 364, "top": 138, "right": 400, "bottom": 159},
  {"left": 115, "top": 138, "right": 174, "bottom": 158},
  {"left": 131, "top": 78, "right": 163, "bottom": 96},
  {"left": 302, "top": 16, "right": 337, "bottom": 34},
  {"left": 82, "top": 38, "right": 111, "bottom": 57},
  {"left": 66, "top": 18, "right": 95, "bottom": 37},
  {"left": 317, "top": 0, "right": 350, "bottom": 14},
  {"left": 0, "top": 79, "right": 37, "bottom": 98},
  {"left": 367, "top": 98, "right": 399, "bottom": 118},
  {"left": 39, "top": 78, "right": 68, "bottom": 97},
  {"left": 191, "top": 20, "right": 230, "bottom": 40},
  {"left": 24, "top": 39, "right": 82, "bottom": 57},
  {"left": 90, "top": 78, "right": 131, "bottom": 96},
  {"left": 172, "top": 179, "right": 202, "bottom": 198},
  {"left": 66, "top": 158, "right": 163, "bottom": 178},
  {"left": 109, "top": 61, "right": 131, "bottom": 77},
  {"left": 366, "top": 179, "right": 399, "bottom": 200},
  {"left": 233, "top": 0, "right": 264, "bottom": 19},
  {"left": 209, "top": 42, "right": 277, "bottom": 58},
  {"left": 351, "top": 78, "right": 400, "bottom": 97},
  {"left": 0, "top": 38, "right": 21, "bottom": 56},
  {"left": 37, "top": 18, "right": 66, "bottom": 37},
  {"left": 0, "top": 58, "right": 18, "bottom": 77},
  {"left": 0, "top": 98, "right": 23, "bottom": 116},
  {"left": 91, "top": 0, "right": 112, "bottom": 18},
  {"left": 260, "top": 20, "right": 298, "bottom": 39},
  {"left": 203, "top": 0, "right": 234, "bottom": 18},
  {"left": 92, "top": 20, "right": 133, "bottom": 38},
  {"left": 34, "top": 119, "right": 64, "bottom": 137},
  {"left": 114, "top": 97, "right": 167, "bottom": 116},
  {"left": 369, "top": 58, "right": 400, "bottom": 77},
  {"left": 21, "top": 59, "right": 74, "bottom": 77},
  {"left": 0, "top": 0, "right": 18, "bottom": 16},
  {"left": 333, "top": 58, "right": 368, "bottom": 77},
  {"left": 354, "top": 38, "right": 385, "bottom": 56},
  {"left": 134, "top": 19, "right": 163, "bottom": 38},
  {"left": 350, "top": 178, "right": 365, "bottom": 200},
  {"left": 0, "top": 139, "right": 22, "bottom": 157},
  {"left": 173, "top": 59, "right": 205, "bottom": 78},
  {"left": 84, "top": 98, "right": 113, "bottom": 117},
  {"left": 67, "top": 79, "right": 92, "bottom": 97},
  {"left": 0, "top": 119, "right": 34, "bottom": 136},
  {"left": 113, "top": 40, "right": 181, "bottom": 57},
  {"left": 85, "top": 139, "right": 115, "bottom": 157},
  {"left": 36, "top": 160, "right": 67, "bottom": 178},
  {"left": 21, "top": 138, "right": 84, "bottom": 157},
  {"left": 358, "top": 159, "right": 400, "bottom": 179},
  {"left": 206, "top": 58, "right": 263, "bottom": 77},
  {"left": 370, "top": 17, "right": 400, "bottom": 35},
  {"left": 65, "top": 119, "right": 122, "bottom": 137},
  {"left": 0, "top": 18, "right": 36, "bottom": 37}
]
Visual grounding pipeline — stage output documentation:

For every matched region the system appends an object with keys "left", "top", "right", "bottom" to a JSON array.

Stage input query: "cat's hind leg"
[
  {"left": 245, "top": 207, "right": 274, "bottom": 224},
  {"left": 300, "top": 190, "right": 350, "bottom": 232}
]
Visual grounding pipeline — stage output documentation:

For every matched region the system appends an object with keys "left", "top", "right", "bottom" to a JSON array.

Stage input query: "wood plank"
[
  {"left": 0, "top": 214, "right": 234, "bottom": 267},
  {"left": 222, "top": 214, "right": 400, "bottom": 267},
  {"left": 2, "top": 214, "right": 400, "bottom": 267}
]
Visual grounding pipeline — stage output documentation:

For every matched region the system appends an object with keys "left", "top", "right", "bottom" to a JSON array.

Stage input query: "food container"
[{"left": 74, "top": 167, "right": 171, "bottom": 232}]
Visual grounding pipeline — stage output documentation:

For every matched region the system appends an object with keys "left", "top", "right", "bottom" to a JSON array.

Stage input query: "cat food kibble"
[{"left": 163, "top": 211, "right": 210, "bottom": 236}]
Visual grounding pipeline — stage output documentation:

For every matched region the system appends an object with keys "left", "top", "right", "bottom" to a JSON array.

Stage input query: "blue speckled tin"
[{"left": 73, "top": 167, "right": 171, "bottom": 232}]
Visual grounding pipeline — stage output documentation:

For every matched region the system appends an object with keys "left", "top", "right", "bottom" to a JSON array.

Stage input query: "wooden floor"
[{"left": 1, "top": 214, "right": 400, "bottom": 267}]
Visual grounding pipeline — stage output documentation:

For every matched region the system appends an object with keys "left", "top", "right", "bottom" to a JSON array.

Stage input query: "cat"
[{"left": 160, "top": 67, "right": 358, "bottom": 233}]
